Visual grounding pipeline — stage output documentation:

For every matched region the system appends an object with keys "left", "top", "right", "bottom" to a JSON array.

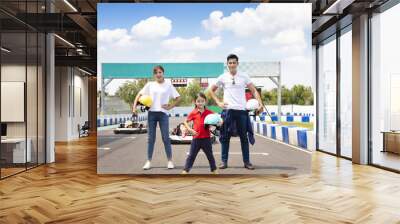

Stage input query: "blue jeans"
[
  {"left": 147, "top": 111, "right": 172, "bottom": 160},
  {"left": 221, "top": 110, "right": 250, "bottom": 164},
  {"left": 184, "top": 138, "right": 217, "bottom": 172}
]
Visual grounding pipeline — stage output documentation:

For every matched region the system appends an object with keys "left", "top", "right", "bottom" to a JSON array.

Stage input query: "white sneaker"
[
  {"left": 143, "top": 160, "right": 151, "bottom": 170},
  {"left": 167, "top": 161, "right": 175, "bottom": 169}
]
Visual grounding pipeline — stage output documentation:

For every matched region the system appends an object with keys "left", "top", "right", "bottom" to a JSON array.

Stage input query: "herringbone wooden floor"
[{"left": 1, "top": 135, "right": 400, "bottom": 224}]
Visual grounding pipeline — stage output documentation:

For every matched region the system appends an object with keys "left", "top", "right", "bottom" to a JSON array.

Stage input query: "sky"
[{"left": 97, "top": 3, "right": 313, "bottom": 95}]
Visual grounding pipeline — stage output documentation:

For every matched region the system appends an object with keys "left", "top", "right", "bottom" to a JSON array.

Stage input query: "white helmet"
[
  {"left": 246, "top": 99, "right": 259, "bottom": 111},
  {"left": 204, "top": 114, "right": 223, "bottom": 126}
]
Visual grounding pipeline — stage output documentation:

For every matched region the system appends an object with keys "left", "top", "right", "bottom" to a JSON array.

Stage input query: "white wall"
[
  {"left": 72, "top": 72, "right": 89, "bottom": 138},
  {"left": 55, "top": 67, "right": 68, "bottom": 141},
  {"left": 1, "top": 65, "right": 26, "bottom": 139},
  {"left": 55, "top": 67, "right": 89, "bottom": 141},
  {"left": 1, "top": 63, "right": 46, "bottom": 164}
]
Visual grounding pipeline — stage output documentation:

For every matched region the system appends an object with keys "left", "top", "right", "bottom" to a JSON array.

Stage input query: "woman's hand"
[
  {"left": 132, "top": 105, "right": 138, "bottom": 115},
  {"left": 162, "top": 104, "right": 173, "bottom": 110}
]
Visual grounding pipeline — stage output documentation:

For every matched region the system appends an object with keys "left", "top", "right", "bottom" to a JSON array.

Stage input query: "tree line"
[{"left": 113, "top": 80, "right": 314, "bottom": 108}]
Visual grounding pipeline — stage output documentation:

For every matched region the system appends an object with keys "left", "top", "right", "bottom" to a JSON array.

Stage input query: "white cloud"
[
  {"left": 272, "top": 28, "right": 306, "bottom": 46},
  {"left": 261, "top": 28, "right": 307, "bottom": 56},
  {"left": 231, "top": 46, "right": 245, "bottom": 55},
  {"left": 161, "top": 36, "right": 221, "bottom": 51},
  {"left": 202, "top": 4, "right": 310, "bottom": 57},
  {"left": 202, "top": 4, "right": 310, "bottom": 37},
  {"left": 201, "top": 11, "right": 224, "bottom": 33},
  {"left": 131, "top": 16, "right": 172, "bottom": 40},
  {"left": 160, "top": 52, "right": 197, "bottom": 62},
  {"left": 98, "top": 28, "right": 136, "bottom": 47}
]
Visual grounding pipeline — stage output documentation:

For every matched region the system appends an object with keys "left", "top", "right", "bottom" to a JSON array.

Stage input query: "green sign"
[{"left": 102, "top": 63, "right": 225, "bottom": 79}]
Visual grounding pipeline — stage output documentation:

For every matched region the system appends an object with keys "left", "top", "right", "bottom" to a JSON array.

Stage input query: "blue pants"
[
  {"left": 147, "top": 111, "right": 172, "bottom": 160},
  {"left": 184, "top": 138, "right": 217, "bottom": 172},
  {"left": 221, "top": 110, "right": 250, "bottom": 164}
]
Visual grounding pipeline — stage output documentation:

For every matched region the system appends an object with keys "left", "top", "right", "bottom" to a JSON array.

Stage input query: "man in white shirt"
[{"left": 209, "top": 54, "right": 263, "bottom": 170}]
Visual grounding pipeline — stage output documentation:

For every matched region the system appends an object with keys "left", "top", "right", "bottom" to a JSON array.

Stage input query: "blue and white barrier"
[
  {"left": 270, "top": 112, "right": 314, "bottom": 117},
  {"left": 252, "top": 120, "right": 315, "bottom": 151},
  {"left": 170, "top": 111, "right": 314, "bottom": 123},
  {"left": 258, "top": 113, "right": 314, "bottom": 123},
  {"left": 169, "top": 113, "right": 189, "bottom": 117},
  {"left": 276, "top": 126, "right": 283, "bottom": 141},
  {"left": 97, "top": 113, "right": 148, "bottom": 127}
]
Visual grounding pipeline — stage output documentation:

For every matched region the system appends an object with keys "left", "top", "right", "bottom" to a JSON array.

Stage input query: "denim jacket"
[{"left": 219, "top": 109, "right": 255, "bottom": 145}]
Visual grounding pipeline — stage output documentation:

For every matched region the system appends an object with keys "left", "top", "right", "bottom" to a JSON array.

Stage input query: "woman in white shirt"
[{"left": 133, "top": 65, "right": 181, "bottom": 170}]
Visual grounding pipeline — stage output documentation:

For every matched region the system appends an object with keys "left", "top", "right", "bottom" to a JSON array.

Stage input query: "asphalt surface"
[{"left": 97, "top": 118, "right": 311, "bottom": 175}]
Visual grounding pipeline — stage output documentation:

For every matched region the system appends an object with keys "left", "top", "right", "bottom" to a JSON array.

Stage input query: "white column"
[
  {"left": 54, "top": 67, "right": 71, "bottom": 141},
  {"left": 352, "top": 14, "right": 369, "bottom": 164},
  {"left": 46, "top": 33, "right": 55, "bottom": 163}
]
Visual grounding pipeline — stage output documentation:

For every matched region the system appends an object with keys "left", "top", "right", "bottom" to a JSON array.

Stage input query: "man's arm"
[
  {"left": 209, "top": 84, "right": 226, "bottom": 109},
  {"left": 247, "top": 83, "right": 264, "bottom": 113}
]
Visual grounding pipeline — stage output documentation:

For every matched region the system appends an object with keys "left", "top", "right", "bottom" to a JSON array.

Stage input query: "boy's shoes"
[
  {"left": 211, "top": 170, "right": 219, "bottom": 174},
  {"left": 244, "top": 163, "right": 255, "bottom": 170},
  {"left": 181, "top": 170, "right": 188, "bottom": 175},
  {"left": 219, "top": 163, "right": 228, "bottom": 169},
  {"left": 167, "top": 161, "right": 175, "bottom": 169},
  {"left": 143, "top": 160, "right": 151, "bottom": 170}
]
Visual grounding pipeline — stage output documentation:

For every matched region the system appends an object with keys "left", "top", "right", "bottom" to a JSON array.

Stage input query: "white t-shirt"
[
  {"left": 139, "top": 80, "right": 180, "bottom": 114},
  {"left": 215, "top": 71, "right": 252, "bottom": 110}
]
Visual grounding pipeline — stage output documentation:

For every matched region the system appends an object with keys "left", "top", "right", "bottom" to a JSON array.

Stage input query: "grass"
[{"left": 208, "top": 105, "right": 223, "bottom": 113}]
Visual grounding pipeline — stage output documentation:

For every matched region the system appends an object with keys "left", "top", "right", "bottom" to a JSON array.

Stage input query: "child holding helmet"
[{"left": 181, "top": 93, "right": 222, "bottom": 174}]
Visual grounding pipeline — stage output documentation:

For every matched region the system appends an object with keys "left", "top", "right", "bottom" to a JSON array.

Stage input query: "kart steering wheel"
[{"left": 131, "top": 113, "right": 138, "bottom": 121}]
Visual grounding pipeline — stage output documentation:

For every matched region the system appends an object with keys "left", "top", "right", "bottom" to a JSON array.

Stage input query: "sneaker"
[
  {"left": 167, "top": 161, "right": 175, "bottom": 169},
  {"left": 211, "top": 170, "right": 219, "bottom": 174},
  {"left": 181, "top": 170, "right": 188, "bottom": 175},
  {"left": 143, "top": 160, "right": 151, "bottom": 170},
  {"left": 244, "top": 163, "right": 255, "bottom": 170},
  {"left": 219, "top": 163, "right": 228, "bottom": 169}
]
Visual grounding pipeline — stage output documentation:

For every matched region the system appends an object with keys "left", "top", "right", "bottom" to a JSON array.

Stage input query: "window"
[
  {"left": 340, "top": 27, "right": 352, "bottom": 158},
  {"left": 370, "top": 3, "right": 400, "bottom": 171},
  {"left": 0, "top": 1, "right": 46, "bottom": 179},
  {"left": 318, "top": 35, "right": 337, "bottom": 154}
]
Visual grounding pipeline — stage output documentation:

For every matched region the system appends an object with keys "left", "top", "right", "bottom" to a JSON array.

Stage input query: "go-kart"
[
  {"left": 169, "top": 123, "right": 218, "bottom": 144},
  {"left": 113, "top": 115, "right": 147, "bottom": 134}
]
